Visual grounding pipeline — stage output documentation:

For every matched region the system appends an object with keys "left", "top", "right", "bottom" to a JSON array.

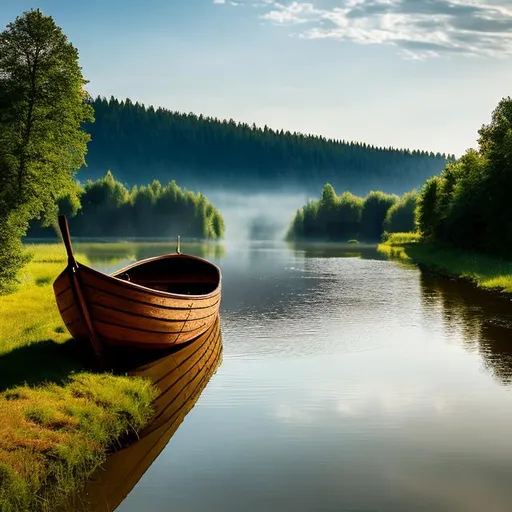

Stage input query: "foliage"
[
  {"left": 82, "top": 97, "right": 452, "bottom": 194},
  {"left": 0, "top": 9, "right": 93, "bottom": 293},
  {"left": 383, "top": 190, "right": 418, "bottom": 234},
  {"left": 0, "top": 217, "right": 31, "bottom": 295},
  {"left": 381, "top": 232, "right": 422, "bottom": 245},
  {"left": 28, "top": 171, "right": 225, "bottom": 239},
  {"left": 288, "top": 184, "right": 412, "bottom": 242},
  {"left": 416, "top": 97, "right": 512, "bottom": 257},
  {"left": 360, "top": 191, "right": 398, "bottom": 240}
]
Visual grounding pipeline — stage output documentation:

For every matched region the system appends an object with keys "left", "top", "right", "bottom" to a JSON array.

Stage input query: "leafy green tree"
[
  {"left": 28, "top": 172, "right": 225, "bottom": 240},
  {"left": 321, "top": 183, "right": 337, "bottom": 206},
  {"left": 0, "top": 9, "right": 93, "bottom": 292},
  {"left": 476, "top": 97, "right": 512, "bottom": 253},
  {"left": 383, "top": 190, "right": 418, "bottom": 234},
  {"left": 478, "top": 97, "right": 512, "bottom": 174},
  {"left": 336, "top": 192, "right": 364, "bottom": 239},
  {"left": 288, "top": 186, "right": 365, "bottom": 241},
  {"left": 360, "top": 191, "right": 397, "bottom": 241},
  {"left": 416, "top": 176, "right": 443, "bottom": 241}
]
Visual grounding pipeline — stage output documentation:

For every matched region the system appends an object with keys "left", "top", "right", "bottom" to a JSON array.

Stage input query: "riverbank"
[
  {"left": 0, "top": 244, "right": 157, "bottom": 512},
  {"left": 378, "top": 233, "right": 512, "bottom": 296}
]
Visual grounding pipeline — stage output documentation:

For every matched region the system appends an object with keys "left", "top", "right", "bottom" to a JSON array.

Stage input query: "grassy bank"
[
  {"left": 378, "top": 233, "right": 512, "bottom": 295},
  {"left": 0, "top": 245, "right": 157, "bottom": 511}
]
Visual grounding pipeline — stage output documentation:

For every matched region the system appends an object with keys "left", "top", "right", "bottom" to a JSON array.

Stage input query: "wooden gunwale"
[
  {"left": 79, "top": 265, "right": 220, "bottom": 304},
  {"left": 109, "top": 252, "right": 222, "bottom": 300}
]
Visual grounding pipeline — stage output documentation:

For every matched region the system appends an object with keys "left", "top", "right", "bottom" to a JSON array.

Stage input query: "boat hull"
[{"left": 53, "top": 255, "right": 221, "bottom": 351}]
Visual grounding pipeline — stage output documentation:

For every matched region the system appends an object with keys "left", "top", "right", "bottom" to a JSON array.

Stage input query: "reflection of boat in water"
[
  {"left": 69, "top": 316, "right": 223, "bottom": 511},
  {"left": 53, "top": 217, "right": 222, "bottom": 355}
]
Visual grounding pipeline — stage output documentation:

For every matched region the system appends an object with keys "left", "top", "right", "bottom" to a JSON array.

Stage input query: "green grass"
[
  {"left": 378, "top": 233, "right": 512, "bottom": 295},
  {"left": 0, "top": 244, "right": 157, "bottom": 511},
  {"left": 0, "top": 244, "right": 80, "bottom": 358}
]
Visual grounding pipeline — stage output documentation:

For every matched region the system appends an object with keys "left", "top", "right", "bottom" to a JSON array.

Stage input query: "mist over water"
[{"left": 204, "top": 190, "right": 308, "bottom": 243}]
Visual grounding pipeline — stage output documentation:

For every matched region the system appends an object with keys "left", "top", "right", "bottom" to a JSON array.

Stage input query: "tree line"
[
  {"left": 416, "top": 97, "right": 512, "bottom": 257},
  {"left": 287, "top": 184, "right": 417, "bottom": 242},
  {"left": 290, "top": 95, "right": 512, "bottom": 260},
  {"left": 28, "top": 171, "right": 225, "bottom": 239},
  {"left": 83, "top": 97, "right": 453, "bottom": 194}
]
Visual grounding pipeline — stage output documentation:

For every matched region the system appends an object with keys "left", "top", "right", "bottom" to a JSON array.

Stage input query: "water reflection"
[
  {"left": 66, "top": 241, "right": 512, "bottom": 512},
  {"left": 289, "top": 241, "right": 385, "bottom": 260},
  {"left": 73, "top": 241, "right": 225, "bottom": 275},
  {"left": 70, "top": 317, "right": 223, "bottom": 511},
  {"left": 419, "top": 272, "right": 512, "bottom": 385}
]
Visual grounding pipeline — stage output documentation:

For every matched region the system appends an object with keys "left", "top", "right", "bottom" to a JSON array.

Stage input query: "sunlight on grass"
[
  {"left": 382, "top": 232, "right": 421, "bottom": 245},
  {"left": 0, "top": 374, "right": 156, "bottom": 512},
  {"left": 0, "top": 245, "right": 90, "bottom": 356},
  {"left": 378, "top": 233, "right": 512, "bottom": 295},
  {"left": 0, "top": 244, "right": 158, "bottom": 511}
]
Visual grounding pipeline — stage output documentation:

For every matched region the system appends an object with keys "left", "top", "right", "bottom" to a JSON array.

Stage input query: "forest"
[
  {"left": 290, "top": 96, "right": 512, "bottom": 258},
  {"left": 28, "top": 172, "right": 225, "bottom": 240},
  {"left": 82, "top": 97, "right": 453, "bottom": 194},
  {"left": 287, "top": 184, "right": 417, "bottom": 242}
]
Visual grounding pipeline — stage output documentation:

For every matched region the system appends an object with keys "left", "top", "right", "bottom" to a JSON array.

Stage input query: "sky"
[{"left": 2, "top": 0, "right": 512, "bottom": 156}]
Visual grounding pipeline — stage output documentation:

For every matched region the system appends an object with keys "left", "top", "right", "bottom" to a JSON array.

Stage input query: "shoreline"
[
  {"left": 378, "top": 234, "right": 512, "bottom": 299},
  {"left": 0, "top": 244, "right": 157, "bottom": 511}
]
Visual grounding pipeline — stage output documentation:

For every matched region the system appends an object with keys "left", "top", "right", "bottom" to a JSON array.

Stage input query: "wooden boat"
[
  {"left": 64, "top": 316, "right": 223, "bottom": 512},
  {"left": 53, "top": 216, "right": 221, "bottom": 355}
]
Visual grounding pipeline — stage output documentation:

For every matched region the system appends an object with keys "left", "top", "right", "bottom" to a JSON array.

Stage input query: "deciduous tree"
[{"left": 0, "top": 9, "right": 93, "bottom": 292}]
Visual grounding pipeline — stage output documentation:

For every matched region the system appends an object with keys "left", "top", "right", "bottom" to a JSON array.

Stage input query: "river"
[{"left": 72, "top": 239, "right": 512, "bottom": 512}]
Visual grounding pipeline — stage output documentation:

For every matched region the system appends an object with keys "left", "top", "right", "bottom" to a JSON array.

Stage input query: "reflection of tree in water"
[
  {"left": 134, "top": 242, "right": 224, "bottom": 261},
  {"left": 288, "top": 242, "right": 385, "bottom": 261},
  {"left": 75, "top": 241, "right": 225, "bottom": 269},
  {"left": 419, "top": 272, "right": 512, "bottom": 385}
]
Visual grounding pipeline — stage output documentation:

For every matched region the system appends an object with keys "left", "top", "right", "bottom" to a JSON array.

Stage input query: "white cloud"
[
  {"left": 213, "top": 0, "right": 226, "bottom": 4},
  {"left": 246, "top": 0, "right": 512, "bottom": 59},
  {"left": 261, "top": 2, "right": 319, "bottom": 24}
]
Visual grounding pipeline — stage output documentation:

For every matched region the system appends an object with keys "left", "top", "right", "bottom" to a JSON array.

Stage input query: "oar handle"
[{"left": 58, "top": 215, "right": 77, "bottom": 267}]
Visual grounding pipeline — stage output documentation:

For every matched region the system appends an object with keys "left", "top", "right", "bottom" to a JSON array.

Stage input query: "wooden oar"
[{"left": 58, "top": 216, "right": 104, "bottom": 361}]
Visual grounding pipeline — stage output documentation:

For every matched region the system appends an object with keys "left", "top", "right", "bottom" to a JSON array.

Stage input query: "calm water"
[{"left": 77, "top": 240, "right": 512, "bottom": 512}]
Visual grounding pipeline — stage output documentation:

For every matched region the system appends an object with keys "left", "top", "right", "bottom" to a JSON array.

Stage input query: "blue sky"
[{"left": 2, "top": 0, "right": 512, "bottom": 156}]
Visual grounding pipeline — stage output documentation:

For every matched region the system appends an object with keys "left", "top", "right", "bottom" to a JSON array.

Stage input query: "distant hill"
[{"left": 81, "top": 97, "right": 453, "bottom": 194}]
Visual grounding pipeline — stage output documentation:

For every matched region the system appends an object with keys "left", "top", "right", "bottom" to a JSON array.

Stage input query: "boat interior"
[{"left": 113, "top": 255, "right": 220, "bottom": 295}]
